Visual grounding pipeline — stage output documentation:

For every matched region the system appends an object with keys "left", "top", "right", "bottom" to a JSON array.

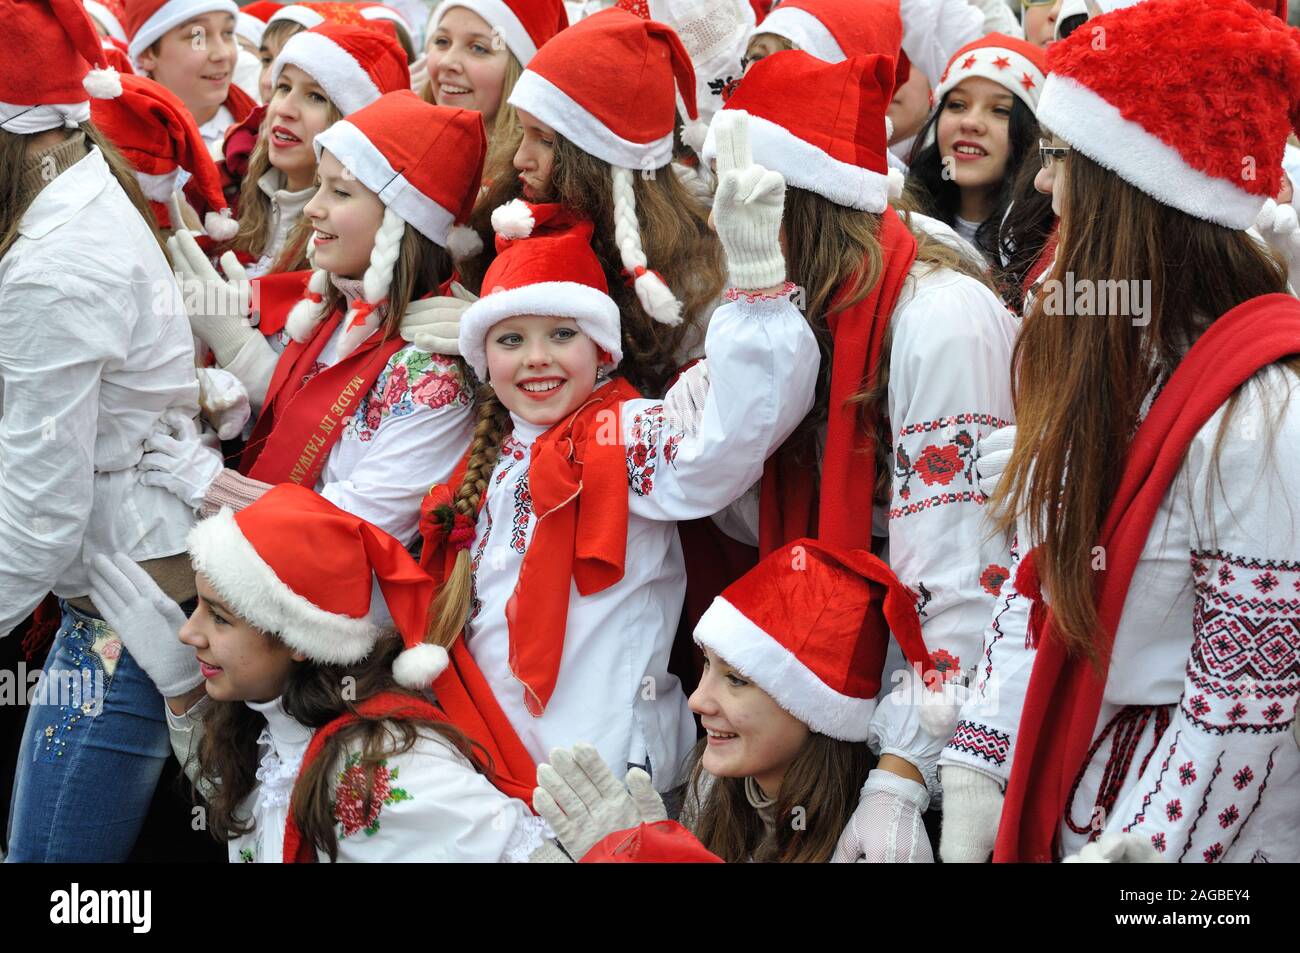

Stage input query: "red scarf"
[
  {"left": 224, "top": 83, "right": 258, "bottom": 125},
  {"left": 239, "top": 309, "right": 404, "bottom": 485},
  {"left": 995, "top": 293, "right": 1300, "bottom": 863},
  {"left": 282, "top": 661, "right": 539, "bottom": 863},
  {"left": 421, "top": 378, "right": 642, "bottom": 718},
  {"left": 758, "top": 206, "right": 918, "bottom": 554}
]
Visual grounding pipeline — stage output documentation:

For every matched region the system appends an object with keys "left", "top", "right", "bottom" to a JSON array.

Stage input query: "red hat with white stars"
[
  {"left": 1038, "top": 0, "right": 1300, "bottom": 229},
  {"left": 935, "top": 32, "right": 1047, "bottom": 115}
]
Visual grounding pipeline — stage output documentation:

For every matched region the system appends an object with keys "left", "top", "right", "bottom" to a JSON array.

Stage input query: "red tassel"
[
  {"left": 619, "top": 265, "right": 665, "bottom": 288},
  {"left": 449, "top": 512, "right": 476, "bottom": 552}
]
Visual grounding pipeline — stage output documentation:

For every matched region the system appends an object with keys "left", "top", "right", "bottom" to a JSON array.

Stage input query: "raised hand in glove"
[
  {"left": 710, "top": 110, "right": 787, "bottom": 292},
  {"left": 196, "top": 367, "right": 252, "bottom": 440},
  {"left": 938, "top": 764, "right": 1004, "bottom": 863},
  {"left": 138, "top": 410, "right": 223, "bottom": 511},
  {"left": 400, "top": 281, "right": 477, "bottom": 356},
  {"left": 532, "top": 743, "right": 667, "bottom": 861},
  {"left": 168, "top": 229, "right": 257, "bottom": 365},
  {"left": 88, "top": 553, "right": 201, "bottom": 697}
]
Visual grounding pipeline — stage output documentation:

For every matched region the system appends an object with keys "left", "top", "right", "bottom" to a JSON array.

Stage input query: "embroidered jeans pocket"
[{"left": 30, "top": 610, "right": 113, "bottom": 764}]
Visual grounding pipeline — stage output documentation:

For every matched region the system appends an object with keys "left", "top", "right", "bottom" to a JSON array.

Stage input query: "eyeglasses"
[{"left": 1039, "top": 138, "right": 1071, "bottom": 170}]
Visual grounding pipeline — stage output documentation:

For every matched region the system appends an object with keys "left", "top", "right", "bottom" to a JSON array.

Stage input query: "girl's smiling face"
[
  {"left": 484, "top": 314, "right": 602, "bottom": 426},
  {"left": 937, "top": 78, "right": 1015, "bottom": 198},
  {"left": 266, "top": 64, "right": 335, "bottom": 191},
  {"left": 302, "top": 150, "right": 386, "bottom": 278},
  {"left": 178, "top": 573, "right": 303, "bottom": 703},
  {"left": 426, "top": 6, "right": 511, "bottom": 124}
]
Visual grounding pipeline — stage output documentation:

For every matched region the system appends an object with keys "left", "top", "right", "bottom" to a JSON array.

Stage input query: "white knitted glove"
[
  {"left": 1254, "top": 198, "right": 1300, "bottom": 286},
  {"left": 938, "top": 764, "right": 1004, "bottom": 863},
  {"left": 532, "top": 743, "right": 668, "bottom": 861},
  {"left": 137, "top": 412, "right": 223, "bottom": 511},
  {"left": 168, "top": 230, "right": 257, "bottom": 366},
  {"left": 710, "top": 110, "right": 787, "bottom": 291},
  {"left": 1063, "top": 832, "right": 1164, "bottom": 864},
  {"left": 196, "top": 367, "right": 251, "bottom": 440},
  {"left": 399, "top": 281, "right": 477, "bottom": 355},
  {"left": 87, "top": 553, "right": 201, "bottom": 697},
  {"left": 976, "top": 424, "right": 1017, "bottom": 497},
  {"left": 832, "top": 769, "right": 934, "bottom": 863}
]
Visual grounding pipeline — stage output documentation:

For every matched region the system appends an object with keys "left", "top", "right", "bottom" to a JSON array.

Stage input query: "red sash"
[
  {"left": 758, "top": 206, "right": 919, "bottom": 554},
  {"left": 239, "top": 310, "right": 403, "bottom": 485},
  {"left": 995, "top": 293, "right": 1300, "bottom": 863}
]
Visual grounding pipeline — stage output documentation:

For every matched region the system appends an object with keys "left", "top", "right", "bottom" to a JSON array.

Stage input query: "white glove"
[
  {"left": 196, "top": 367, "right": 252, "bottom": 440},
  {"left": 938, "top": 764, "right": 1004, "bottom": 863},
  {"left": 663, "top": 359, "right": 710, "bottom": 439},
  {"left": 532, "top": 743, "right": 668, "bottom": 861},
  {"left": 1254, "top": 197, "right": 1300, "bottom": 285},
  {"left": 168, "top": 229, "right": 257, "bottom": 366},
  {"left": 868, "top": 663, "right": 970, "bottom": 798},
  {"left": 1063, "top": 832, "right": 1164, "bottom": 864},
  {"left": 87, "top": 553, "right": 201, "bottom": 697},
  {"left": 399, "top": 281, "right": 477, "bottom": 355},
  {"left": 976, "top": 424, "right": 1017, "bottom": 497},
  {"left": 711, "top": 110, "right": 787, "bottom": 291},
  {"left": 832, "top": 769, "right": 934, "bottom": 863},
  {"left": 138, "top": 411, "right": 224, "bottom": 511}
]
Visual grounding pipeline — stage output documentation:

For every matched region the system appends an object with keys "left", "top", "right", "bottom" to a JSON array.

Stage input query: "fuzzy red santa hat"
[
  {"left": 90, "top": 73, "right": 238, "bottom": 236},
  {"left": 703, "top": 50, "right": 898, "bottom": 212},
  {"left": 428, "top": 0, "right": 567, "bottom": 65},
  {"left": 2, "top": 0, "right": 122, "bottom": 135},
  {"left": 101, "top": 35, "right": 137, "bottom": 75},
  {"left": 124, "top": 0, "right": 239, "bottom": 63},
  {"left": 288, "top": 90, "right": 487, "bottom": 354},
  {"left": 356, "top": 2, "right": 414, "bottom": 44},
  {"left": 935, "top": 33, "right": 1048, "bottom": 114},
  {"left": 85, "top": 0, "right": 128, "bottom": 41},
  {"left": 235, "top": 0, "right": 281, "bottom": 46},
  {"left": 269, "top": 1, "right": 368, "bottom": 29},
  {"left": 693, "top": 538, "right": 949, "bottom": 742},
  {"left": 189, "top": 484, "right": 450, "bottom": 689},
  {"left": 459, "top": 199, "right": 622, "bottom": 380},
  {"left": 508, "top": 7, "right": 697, "bottom": 326},
  {"left": 754, "top": 0, "right": 907, "bottom": 83},
  {"left": 1038, "top": 0, "right": 1300, "bottom": 229},
  {"left": 273, "top": 23, "right": 409, "bottom": 116}
]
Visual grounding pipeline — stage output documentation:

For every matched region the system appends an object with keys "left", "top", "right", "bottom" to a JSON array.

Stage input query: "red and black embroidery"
[
  {"left": 511, "top": 473, "right": 531, "bottom": 554},
  {"left": 930, "top": 649, "right": 962, "bottom": 682},
  {"left": 980, "top": 563, "right": 1011, "bottom": 596},
  {"left": 948, "top": 719, "right": 1011, "bottom": 767},
  {"left": 627, "top": 403, "right": 668, "bottom": 497},
  {"left": 1226, "top": 748, "right": 1279, "bottom": 855},
  {"left": 1123, "top": 730, "right": 1179, "bottom": 835},
  {"left": 468, "top": 501, "right": 493, "bottom": 622},
  {"left": 495, "top": 436, "right": 527, "bottom": 485},
  {"left": 907, "top": 580, "right": 934, "bottom": 619},
  {"left": 889, "top": 490, "right": 983, "bottom": 520},
  {"left": 1176, "top": 751, "right": 1225, "bottom": 863}
]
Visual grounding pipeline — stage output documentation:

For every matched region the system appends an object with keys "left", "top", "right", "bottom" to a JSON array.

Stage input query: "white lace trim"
[
  {"left": 501, "top": 815, "right": 555, "bottom": 864},
  {"left": 253, "top": 726, "right": 306, "bottom": 811}
]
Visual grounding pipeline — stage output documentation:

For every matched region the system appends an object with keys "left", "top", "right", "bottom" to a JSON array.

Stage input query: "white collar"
[
  {"left": 245, "top": 695, "right": 313, "bottom": 754},
  {"left": 18, "top": 145, "right": 106, "bottom": 241},
  {"left": 258, "top": 167, "right": 315, "bottom": 204}
]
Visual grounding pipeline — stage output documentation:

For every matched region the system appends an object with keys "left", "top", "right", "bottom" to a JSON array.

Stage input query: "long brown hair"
[
  {"left": 994, "top": 150, "right": 1292, "bottom": 655},
  {"left": 198, "top": 637, "right": 492, "bottom": 861},
  {"left": 683, "top": 733, "right": 873, "bottom": 863},
  {"left": 1, "top": 122, "right": 168, "bottom": 261}
]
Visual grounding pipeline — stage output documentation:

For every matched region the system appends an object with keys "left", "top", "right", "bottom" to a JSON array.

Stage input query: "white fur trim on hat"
[
  {"left": 1037, "top": 73, "right": 1264, "bottom": 230},
  {"left": 0, "top": 100, "right": 90, "bottom": 134},
  {"left": 459, "top": 281, "right": 622, "bottom": 380},
  {"left": 269, "top": 3, "right": 326, "bottom": 29},
  {"left": 393, "top": 642, "right": 450, "bottom": 688},
  {"left": 509, "top": 69, "right": 674, "bottom": 171},
  {"left": 236, "top": 11, "right": 266, "bottom": 46},
  {"left": 360, "top": 5, "right": 412, "bottom": 34},
  {"left": 702, "top": 110, "right": 889, "bottom": 213},
  {"left": 314, "top": 120, "right": 457, "bottom": 245},
  {"left": 754, "top": 6, "right": 846, "bottom": 63},
  {"left": 128, "top": 0, "right": 240, "bottom": 63},
  {"left": 273, "top": 29, "right": 382, "bottom": 116},
  {"left": 431, "top": 0, "right": 538, "bottom": 64},
  {"left": 693, "top": 596, "right": 877, "bottom": 742},
  {"left": 188, "top": 508, "right": 380, "bottom": 665},
  {"left": 86, "top": 0, "right": 129, "bottom": 42},
  {"left": 934, "top": 46, "right": 1045, "bottom": 114}
]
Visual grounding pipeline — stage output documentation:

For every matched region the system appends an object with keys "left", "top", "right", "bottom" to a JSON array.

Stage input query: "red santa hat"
[
  {"left": 124, "top": 0, "right": 239, "bottom": 62},
  {"left": 288, "top": 90, "right": 486, "bottom": 353},
  {"left": 582, "top": 821, "right": 724, "bottom": 863},
  {"left": 85, "top": 0, "right": 128, "bottom": 41},
  {"left": 270, "top": 1, "right": 368, "bottom": 29},
  {"left": 693, "top": 538, "right": 947, "bottom": 742},
  {"left": 703, "top": 50, "right": 898, "bottom": 213},
  {"left": 101, "top": 36, "right": 137, "bottom": 75},
  {"left": 459, "top": 199, "right": 622, "bottom": 380},
  {"left": 273, "top": 23, "right": 410, "bottom": 116},
  {"left": 754, "top": 0, "right": 908, "bottom": 84},
  {"left": 1055, "top": 0, "right": 1288, "bottom": 40},
  {"left": 189, "top": 484, "right": 450, "bottom": 689},
  {"left": 2, "top": 0, "right": 123, "bottom": 135},
  {"left": 1038, "top": 0, "right": 1300, "bottom": 230},
  {"left": 90, "top": 73, "right": 238, "bottom": 236},
  {"left": 935, "top": 33, "right": 1048, "bottom": 115},
  {"left": 428, "top": 0, "right": 568, "bottom": 66},
  {"left": 508, "top": 7, "right": 697, "bottom": 326},
  {"left": 235, "top": 0, "right": 281, "bottom": 46},
  {"left": 356, "top": 1, "right": 414, "bottom": 44}
]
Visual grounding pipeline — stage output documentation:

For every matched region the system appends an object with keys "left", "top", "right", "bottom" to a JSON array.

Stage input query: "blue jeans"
[{"left": 5, "top": 602, "right": 170, "bottom": 862}]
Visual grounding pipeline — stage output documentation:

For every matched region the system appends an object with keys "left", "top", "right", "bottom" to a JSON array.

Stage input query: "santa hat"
[
  {"left": 125, "top": 0, "right": 239, "bottom": 63},
  {"left": 703, "top": 50, "right": 899, "bottom": 213},
  {"left": 428, "top": 0, "right": 568, "bottom": 66},
  {"left": 90, "top": 73, "right": 238, "bottom": 236},
  {"left": 935, "top": 33, "right": 1048, "bottom": 114},
  {"left": 101, "top": 35, "right": 137, "bottom": 75},
  {"left": 508, "top": 7, "right": 697, "bottom": 326},
  {"left": 753, "top": 0, "right": 907, "bottom": 84},
  {"left": 459, "top": 200, "right": 622, "bottom": 380},
  {"left": 273, "top": 23, "right": 409, "bottom": 116},
  {"left": 189, "top": 484, "right": 450, "bottom": 690},
  {"left": 693, "top": 538, "right": 948, "bottom": 742},
  {"left": 288, "top": 90, "right": 486, "bottom": 355},
  {"left": 356, "top": 1, "right": 414, "bottom": 46},
  {"left": 85, "top": 0, "right": 128, "bottom": 41},
  {"left": 1038, "top": 0, "right": 1300, "bottom": 230},
  {"left": 235, "top": 0, "right": 281, "bottom": 46},
  {"left": 1055, "top": 0, "right": 1287, "bottom": 40},
  {"left": 270, "top": 1, "right": 368, "bottom": 29},
  {"left": 582, "top": 821, "right": 724, "bottom": 863},
  {"left": 1, "top": 0, "right": 123, "bottom": 135}
]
